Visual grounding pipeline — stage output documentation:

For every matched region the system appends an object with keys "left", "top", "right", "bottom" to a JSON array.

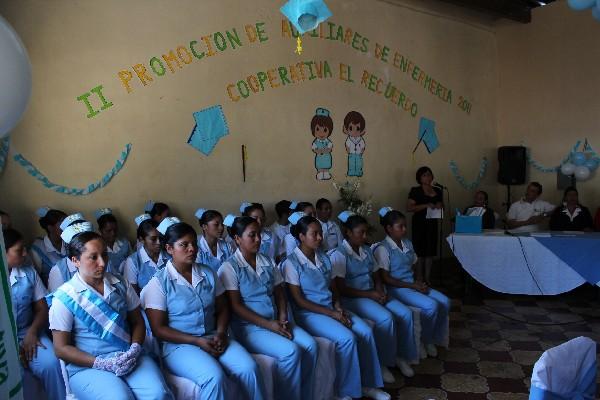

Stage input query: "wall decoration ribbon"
[
  {"left": 13, "top": 143, "right": 132, "bottom": 195},
  {"left": 449, "top": 157, "right": 488, "bottom": 190},
  {"left": 525, "top": 141, "right": 581, "bottom": 173},
  {"left": 0, "top": 137, "right": 8, "bottom": 174}
]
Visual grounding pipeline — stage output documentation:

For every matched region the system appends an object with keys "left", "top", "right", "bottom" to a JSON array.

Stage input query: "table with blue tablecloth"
[{"left": 447, "top": 231, "right": 600, "bottom": 295}]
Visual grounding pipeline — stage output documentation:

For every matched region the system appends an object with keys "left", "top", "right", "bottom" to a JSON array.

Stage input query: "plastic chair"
[
  {"left": 164, "top": 337, "right": 336, "bottom": 400},
  {"left": 529, "top": 336, "right": 597, "bottom": 399},
  {"left": 22, "top": 369, "right": 48, "bottom": 400}
]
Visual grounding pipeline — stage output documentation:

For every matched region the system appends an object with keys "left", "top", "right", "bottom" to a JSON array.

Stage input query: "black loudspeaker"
[{"left": 498, "top": 146, "right": 526, "bottom": 185}]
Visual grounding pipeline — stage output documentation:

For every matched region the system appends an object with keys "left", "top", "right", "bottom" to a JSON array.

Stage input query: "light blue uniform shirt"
[
  {"left": 196, "top": 235, "right": 233, "bottom": 273},
  {"left": 141, "top": 261, "right": 225, "bottom": 356},
  {"left": 10, "top": 265, "right": 48, "bottom": 340},
  {"left": 124, "top": 247, "right": 168, "bottom": 290}
]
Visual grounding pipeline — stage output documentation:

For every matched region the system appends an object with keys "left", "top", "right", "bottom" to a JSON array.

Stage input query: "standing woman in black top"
[{"left": 406, "top": 166, "right": 443, "bottom": 285}]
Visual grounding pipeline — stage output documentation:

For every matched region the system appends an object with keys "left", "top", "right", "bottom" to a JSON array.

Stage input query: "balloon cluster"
[
  {"left": 567, "top": 0, "right": 600, "bottom": 20},
  {"left": 0, "top": 15, "right": 32, "bottom": 138},
  {"left": 560, "top": 150, "right": 599, "bottom": 181}
]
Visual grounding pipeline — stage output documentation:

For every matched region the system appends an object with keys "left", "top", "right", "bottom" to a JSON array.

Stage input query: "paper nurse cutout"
[
  {"left": 188, "top": 105, "right": 230, "bottom": 156},
  {"left": 311, "top": 107, "right": 334, "bottom": 180},
  {"left": 343, "top": 111, "right": 366, "bottom": 177}
]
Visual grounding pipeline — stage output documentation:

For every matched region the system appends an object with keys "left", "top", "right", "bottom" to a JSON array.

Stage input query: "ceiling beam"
[{"left": 436, "top": 0, "right": 532, "bottom": 23}]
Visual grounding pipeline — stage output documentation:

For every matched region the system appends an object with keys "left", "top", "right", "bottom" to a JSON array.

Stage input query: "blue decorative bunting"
[
  {"left": 525, "top": 141, "right": 581, "bottom": 173},
  {"left": 0, "top": 137, "right": 9, "bottom": 174},
  {"left": 449, "top": 157, "right": 488, "bottom": 190},
  {"left": 13, "top": 143, "right": 132, "bottom": 195}
]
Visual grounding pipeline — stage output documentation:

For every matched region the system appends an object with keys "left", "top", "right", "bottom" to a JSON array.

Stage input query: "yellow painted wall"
[
  {"left": 496, "top": 1, "right": 600, "bottom": 214},
  {"left": 0, "top": 0, "right": 498, "bottom": 241}
]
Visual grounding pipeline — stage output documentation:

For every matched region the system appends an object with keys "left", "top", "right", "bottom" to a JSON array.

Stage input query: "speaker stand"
[{"left": 504, "top": 185, "right": 512, "bottom": 214}]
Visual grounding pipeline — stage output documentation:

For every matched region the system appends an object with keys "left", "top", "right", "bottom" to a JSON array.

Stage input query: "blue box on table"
[{"left": 455, "top": 212, "right": 482, "bottom": 234}]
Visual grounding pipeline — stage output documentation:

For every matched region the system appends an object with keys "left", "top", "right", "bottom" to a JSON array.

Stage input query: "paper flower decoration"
[{"left": 280, "top": 0, "right": 333, "bottom": 34}]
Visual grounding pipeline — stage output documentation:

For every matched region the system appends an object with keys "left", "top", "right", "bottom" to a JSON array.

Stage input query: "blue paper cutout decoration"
[
  {"left": 188, "top": 105, "right": 230, "bottom": 156},
  {"left": 418, "top": 117, "right": 439, "bottom": 154},
  {"left": 280, "top": 0, "right": 333, "bottom": 34},
  {"left": 13, "top": 143, "right": 132, "bottom": 195}
]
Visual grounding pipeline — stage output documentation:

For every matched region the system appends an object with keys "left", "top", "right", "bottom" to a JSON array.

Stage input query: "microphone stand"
[{"left": 435, "top": 184, "right": 450, "bottom": 286}]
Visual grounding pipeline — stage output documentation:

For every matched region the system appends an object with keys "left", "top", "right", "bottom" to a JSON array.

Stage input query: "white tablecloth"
[{"left": 447, "top": 233, "right": 586, "bottom": 295}]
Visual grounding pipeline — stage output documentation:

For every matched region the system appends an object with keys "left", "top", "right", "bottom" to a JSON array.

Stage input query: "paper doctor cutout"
[{"left": 343, "top": 111, "right": 366, "bottom": 177}]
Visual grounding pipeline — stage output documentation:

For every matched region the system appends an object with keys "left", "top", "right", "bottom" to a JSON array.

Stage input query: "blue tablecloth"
[
  {"left": 447, "top": 232, "right": 597, "bottom": 295},
  {"left": 534, "top": 233, "right": 600, "bottom": 285}
]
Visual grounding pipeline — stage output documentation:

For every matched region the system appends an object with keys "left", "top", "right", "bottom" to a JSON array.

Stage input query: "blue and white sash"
[{"left": 53, "top": 281, "right": 131, "bottom": 349}]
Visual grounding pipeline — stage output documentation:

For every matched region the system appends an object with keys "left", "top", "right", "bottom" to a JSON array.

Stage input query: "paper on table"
[
  {"left": 426, "top": 207, "right": 443, "bottom": 219},
  {"left": 530, "top": 232, "right": 551, "bottom": 237},
  {"left": 483, "top": 229, "right": 505, "bottom": 235},
  {"left": 466, "top": 207, "right": 485, "bottom": 217}
]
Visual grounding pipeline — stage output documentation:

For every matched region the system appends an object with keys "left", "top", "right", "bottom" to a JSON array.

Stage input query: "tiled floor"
[{"left": 378, "top": 264, "right": 600, "bottom": 399}]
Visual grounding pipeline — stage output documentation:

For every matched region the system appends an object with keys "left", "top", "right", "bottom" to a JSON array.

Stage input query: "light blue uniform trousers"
[
  {"left": 294, "top": 310, "right": 383, "bottom": 397},
  {"left": 163, "top": 339, "right": 264, "bottom": 400},
  {"left": 234, "top": 324, "right": 318, "bottom": 400},
  {"left": 388, "top": 287, "right": 450, "bottom": 345},
  {"left": 69, "top": 355, "right": 172, "bottom": 400},
  {"left": 22, "top": 335, "right": 66, "bottom": 400},
  {"left": 342, "top": 297, "right": 417, "bottom": 364}
]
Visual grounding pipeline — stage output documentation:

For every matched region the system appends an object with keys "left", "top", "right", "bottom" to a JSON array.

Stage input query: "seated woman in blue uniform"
[
  {"left": 241, "top": 202, "right": 279, "bottom": 262},
  {"left": 4, "top": 228, "right": 66, "bottom": 400},
  {"left": 195, "top": 208, "right": 233, "bottom": 273},
  {"left": 142, "top": 217, "right": 264, "bottom": 400},
  {"left": 281, "top": 213, "right": 390, "bottom": 400},
  {"left": 49, "top": 222, "right": 172, "bottom": 400},
  {"left": 218, "top": 216, "right": 318, "bottom": 400},
  {"left": 145, "top": 201, "right": 171, "bottom": 224},
  {"left": 374, "top": 207, "right": 450, "bottom": 359},
  {"left": 124, "top": 214, "right": 168, "bottom": 294},
  {"left": 0, "top": 209, "right": 11, "bottom": 229},
  {"left": 315, "top": 198, "right": 344, "bottom": 252},
  {"left": 330, "top": 211, "right": 417, "bottom": 379},
  {"left": 30, "top": 207, "right": 67, "bottom": 286},
  {"left": 95, "top": 208, "right": 132, "bottom": 275},
  {"left": 47, "top": 212, "right": 89, "bottom": 293},
  {"left": 282, "top": 201, "right": 316, "bottom": 259}
]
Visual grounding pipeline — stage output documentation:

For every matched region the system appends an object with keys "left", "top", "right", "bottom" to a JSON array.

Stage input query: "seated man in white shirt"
[{"left": 507, "top": 182, "right": 555, "bottom": 232}]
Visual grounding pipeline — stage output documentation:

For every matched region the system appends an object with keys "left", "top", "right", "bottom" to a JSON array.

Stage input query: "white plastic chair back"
[{"left": 529, "top": 336, "right": 597, "bottom": 399}]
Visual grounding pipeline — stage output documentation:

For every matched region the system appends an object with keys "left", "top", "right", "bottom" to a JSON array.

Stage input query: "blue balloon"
[
  {"left": 572, "top": 152, "right": 586, "bottom": 166},
  {"left": 593, "top": 5, "right": 600, "bottom": 21},
  {"left": 568, "top": 0, "right": 596, "bottom": 10},
  {"left": 585, "top": 158, "right": 599, "bottom": 171}
]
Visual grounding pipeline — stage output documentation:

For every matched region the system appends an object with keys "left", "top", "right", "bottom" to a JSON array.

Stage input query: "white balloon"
[
  {"left": 0, "top": 14, "right": 32, "bottom": 138},
  {"left": 560, "top": 163, "right": 576, "bottom": 176},
  {"left": 574, "top": 166, "right": 591, "bottom": 181}
]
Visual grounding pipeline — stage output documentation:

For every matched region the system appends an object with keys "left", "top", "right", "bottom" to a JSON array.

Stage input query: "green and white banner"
[{"left": 0, "top": 229, "right": 23, "bottom": 400}]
